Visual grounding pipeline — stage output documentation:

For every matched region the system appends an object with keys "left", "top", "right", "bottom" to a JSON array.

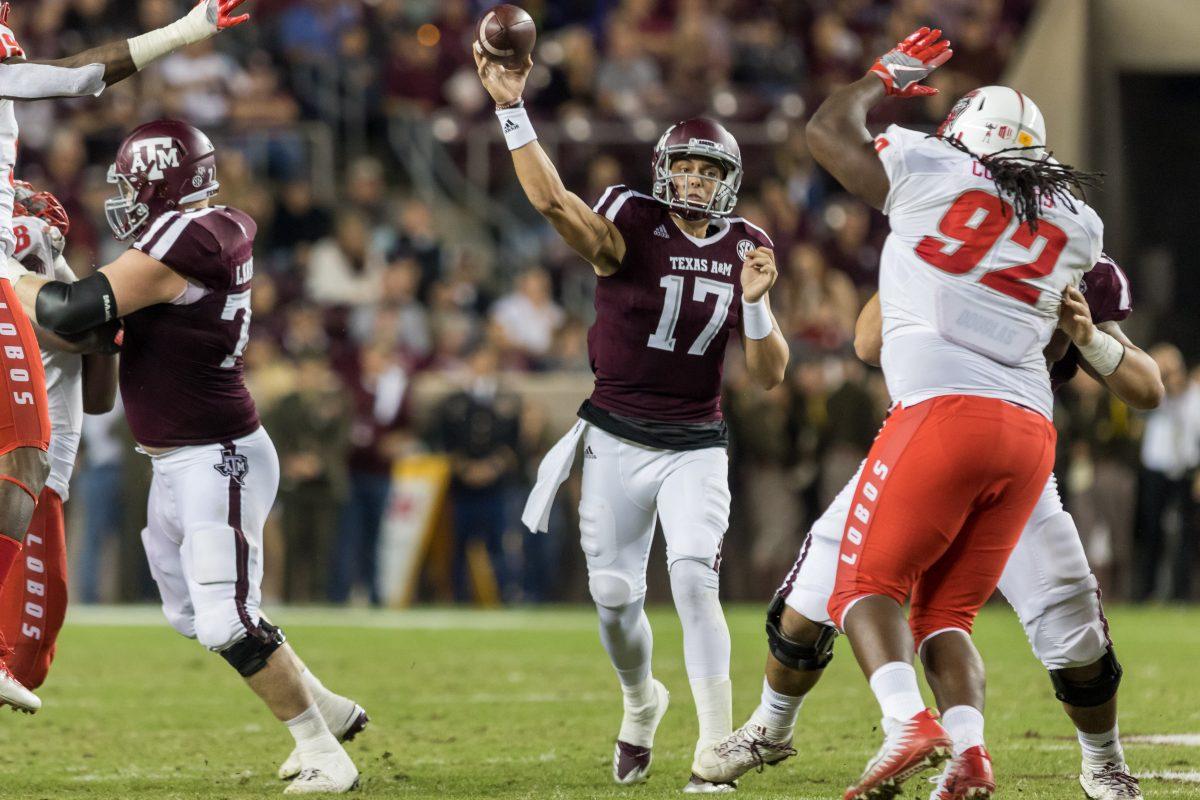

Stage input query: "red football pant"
[
  {"left": 827, "top": 395, "right": 1056, "bottom": 646},
  {"left": 0, "top": 487, "right": 66, "bottom": 689},
  {"left": 0, "top": 278, "right": 51, "bottom": 459}
]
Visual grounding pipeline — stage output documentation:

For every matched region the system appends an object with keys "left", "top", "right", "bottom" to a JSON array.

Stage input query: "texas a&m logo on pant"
[{"left": 214, "top": 446, "right": 249, "bottom": 486}]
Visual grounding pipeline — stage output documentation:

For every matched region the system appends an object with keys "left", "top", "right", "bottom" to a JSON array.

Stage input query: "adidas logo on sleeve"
[{"left": 654, "top": 224, "right": 670, "bottom": 239}]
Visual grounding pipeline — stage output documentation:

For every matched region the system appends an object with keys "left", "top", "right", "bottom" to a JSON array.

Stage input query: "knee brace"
[
  {"left": 1049, "top": 646, "right": 1123, "bottom": 708},
  {"left": 765, "top": 594, "right": 837, "bottom": 671},
  {"left": 219, "top": 620, "right": 287, "bottom": 677}
]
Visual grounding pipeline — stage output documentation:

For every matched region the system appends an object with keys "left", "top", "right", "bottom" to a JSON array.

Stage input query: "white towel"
[{"left": 521, "top": 419, "right": 587, "bottom": 533}]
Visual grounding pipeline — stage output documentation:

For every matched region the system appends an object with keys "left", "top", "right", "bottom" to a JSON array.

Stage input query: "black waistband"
[{"left": 578, "top": 400, "right": 727, "bottom": 451}]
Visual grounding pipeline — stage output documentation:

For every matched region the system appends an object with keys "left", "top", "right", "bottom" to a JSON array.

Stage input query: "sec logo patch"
[{"left": 737, "top": 239, "right": 756, "bottom": 262}]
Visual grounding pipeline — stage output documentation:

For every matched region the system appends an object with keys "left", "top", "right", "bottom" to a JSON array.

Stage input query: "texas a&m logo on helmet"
[{"left": 105, "top": 119, "right": 221, "bottom": 241}]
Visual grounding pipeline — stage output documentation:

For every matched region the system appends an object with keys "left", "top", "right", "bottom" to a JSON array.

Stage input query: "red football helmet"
[
  {"left": 651, "top": 118, "right": 742, "bottom": 220},
  {"left": 105, "top": 118, "right": 219, "bottom": 240},
  {"left": 13, "top": 180, "right": 69, "bottom": 238}
]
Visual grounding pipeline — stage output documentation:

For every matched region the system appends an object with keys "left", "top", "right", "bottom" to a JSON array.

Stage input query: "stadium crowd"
[{"left": 9, "top": 0, "right": 1197, "bottom": 605}]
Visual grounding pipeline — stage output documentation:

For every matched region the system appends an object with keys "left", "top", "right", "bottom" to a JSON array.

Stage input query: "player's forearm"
[
  {"left": 854, "top": 292, "right": 883, "bottom": 367},
  {"left": 806, "top": 76, "right": 887, "bottom": 203},
  {"left": 39, "top": 39, "right": 135, "bottom": 86},
  {"left": 511, "top": 140, "right": 572, "bottom": 216},
  {"left": 82, "top": 353, "right": 119, "bottom": 415},
  {"left": 743, "top": 297, "right": 788, "bottom": 390},
  {"left": 1099, "top": 344, "right": 1163, "bottom": 410}
]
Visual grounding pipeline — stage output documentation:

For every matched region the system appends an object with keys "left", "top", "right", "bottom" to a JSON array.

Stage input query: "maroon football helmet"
[
  {"left": 105, "top": 118, "right": 219, "bottom": 240},
  {"left": 651, "top": 118, "right": 743, "bottom": 220},
  {"left": 13, "top": 180, "right": 69, "bottom": 238}
]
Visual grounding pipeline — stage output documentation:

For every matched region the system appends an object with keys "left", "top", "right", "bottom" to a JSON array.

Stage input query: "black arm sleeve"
[{"left": 33, "top": 272, "right": 119, "bottom": 336}]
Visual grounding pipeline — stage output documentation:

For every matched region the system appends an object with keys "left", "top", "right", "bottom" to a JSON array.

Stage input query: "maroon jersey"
[
  {"left": 584, "top": 185, "right": 773, "bottom": 440},
  {"left": 120, "top": 206, "right": 261, "bottom": 447},
  {"left": 1050, "top": 254, "right": 1133, "bottom": 392}
]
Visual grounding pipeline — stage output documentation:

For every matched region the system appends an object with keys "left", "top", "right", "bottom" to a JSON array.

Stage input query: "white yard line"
[
  {"left": 1139, "top": 771, "right": 1200, "bottom": 783},
  {"left": 1124, "top": 734, "right": 1200, "bottom": 746}
]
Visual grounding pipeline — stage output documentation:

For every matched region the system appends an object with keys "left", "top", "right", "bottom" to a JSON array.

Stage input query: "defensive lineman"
[
  {"left": 5, "top": 120, "right": 364, "bottom": 794},
  {"left": 476, "top": 50, "right": 789, "bottom": 792},
  {"left": 0, "top": 0, "right": 253, "bottom": 712},
  {"left": 805, "top": 28, "right": 1106, "bottom": 799}
]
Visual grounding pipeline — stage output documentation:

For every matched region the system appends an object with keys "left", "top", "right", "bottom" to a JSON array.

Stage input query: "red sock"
[{"left": 0, "top": 534, "right": 20, "bottom": 593}]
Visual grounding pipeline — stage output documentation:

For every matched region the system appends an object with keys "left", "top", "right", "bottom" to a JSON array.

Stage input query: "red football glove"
[
  {"left": 197, "top": 0, "right": 252, "bottom": 32},
  {"left": 0, "top": 3, "right": 25, "bottom": 60},
  {"left": 869, "top": 26, "right": 952, "bottom": 98}
]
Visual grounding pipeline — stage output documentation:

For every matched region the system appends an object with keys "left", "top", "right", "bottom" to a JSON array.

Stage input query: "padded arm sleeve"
[
  {"left": 34, "top": 271, "right": 118, "bottom": 336},
  {"left": 0, "top": 61, "right": 105, "bottom": 99}
]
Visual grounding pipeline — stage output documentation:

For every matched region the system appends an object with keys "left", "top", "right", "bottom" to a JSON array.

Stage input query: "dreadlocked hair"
[{"left": 933, "top": 135, "right": 1104, "bottom": 230}]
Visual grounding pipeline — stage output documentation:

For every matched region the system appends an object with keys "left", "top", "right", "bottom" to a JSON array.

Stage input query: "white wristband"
[
  {"left": 1077, "top": 329, "right": 1125, "bottom": 377},
  {"left": 127, "top": 3, "right": 215, "bottom": 71},
  {"left": 741, "top": 296, "right": 773, "bottom": 340},
  {"left": 496, "top": 105, "right": 537, "bottom": 151}
]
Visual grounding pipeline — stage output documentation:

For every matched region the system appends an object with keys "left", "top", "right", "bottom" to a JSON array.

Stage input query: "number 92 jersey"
[
  {"left": 874, "top": 125, "right": 1103, "bottom": 419},
  {"left": 588, "top": 185, "right": 774, "bottom": 424},
  {"left": 121, "top": 206, "right": 261, "bottom": 448}
]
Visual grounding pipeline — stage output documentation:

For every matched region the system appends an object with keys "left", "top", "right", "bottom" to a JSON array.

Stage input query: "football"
[{"left": 474, "top": 4, "right": 536, "bottom": 69}]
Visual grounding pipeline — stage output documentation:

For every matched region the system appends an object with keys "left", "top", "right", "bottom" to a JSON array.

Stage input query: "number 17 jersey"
[
  {"left": 874, "top": 125, "right": 1104, "bottom": 419},
  {"left": 121, "top": 206, "right": 260, "bottom": 448}
]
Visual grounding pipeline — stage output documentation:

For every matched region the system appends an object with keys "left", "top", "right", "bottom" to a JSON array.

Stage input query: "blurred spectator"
[
  {"left": 306, "top": 213, "right": 387, "bottom": 307},
  {"left": 269, "top": 180, "right": 332, "bottom": 257},
  {"left": 1134, "top": 345, "right": 1200, "bottom": 602},
  {"left": 490, "top": 267, "right": 565, "bottom": 367},
  {"left": 268, "top": 355, "right": 351, "bottom": 603},
  {"left": 595, "top": 21, "right": 664, "bottom": 118},
  {"left": 351, "top": 257, "right": 432, "bottom": 357},
  {"left": 157, "top": 38, "right": 242, "bottom": 128},
  {"left": 329, "top": 344, "right": 411, "bottom": 605},
  {"left": 76, "top": 401, "right": 127, "bottom": 604},
  {"left": 437, "top": 346, "right": 521, "bottom": 603}
]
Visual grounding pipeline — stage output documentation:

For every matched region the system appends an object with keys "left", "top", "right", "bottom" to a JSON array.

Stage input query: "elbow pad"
[{"left": 34, "top": 272, "right": 118, "bottom": 336}]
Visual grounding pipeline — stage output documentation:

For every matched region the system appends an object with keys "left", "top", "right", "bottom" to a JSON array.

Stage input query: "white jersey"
[
  {"left": 874, "top": 125, "right": 1103, "bottom": 419},
  {"left": 11, "top": 216, "right": 83, "bottom": 499},
  {"left": 0, "top": 100, "right": 17, "bottom": 257}
]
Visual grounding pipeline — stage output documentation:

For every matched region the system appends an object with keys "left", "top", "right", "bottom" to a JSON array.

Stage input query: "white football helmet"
[{"left": 937, "top": 85, "right": 1046, "bottom": 156}]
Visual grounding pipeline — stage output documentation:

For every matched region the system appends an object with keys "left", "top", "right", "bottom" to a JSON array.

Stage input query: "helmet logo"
[
  {"left": 129, "top": 137, "right": 181, "bottom": 181},
  {"left": 737, "top": 239, "right": 755, "bottom": 261}
]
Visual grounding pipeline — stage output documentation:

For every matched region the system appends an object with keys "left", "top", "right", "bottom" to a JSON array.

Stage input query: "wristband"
[
  {"left": 127, "top": 6, "right": 214, "bottom": 71},
  {"left": 1077, "top": 329, "right": 1124, "bottom": 377},
  {"left": 496, "top": 105, "right": 537, "bottom": 151},
  {"left": 742, "top": 296, "right": 773, "bottom": 340}
]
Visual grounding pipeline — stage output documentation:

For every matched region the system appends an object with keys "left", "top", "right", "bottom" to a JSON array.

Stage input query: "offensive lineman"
[
  {"left": 697, "top": 253, "right": 1155, "bottom": 800},
  {"left": 792, "top": 28, "right": 1105, "bottom": 800},
  {"left": 476, "top": 49, "right": 789, "bottom": 792},
  {"left": 0, "top": 183, "right": 119, "bottom": 691},
  {"left": 5, "top": 120, "right": 363, "bottom": 795},
  {"left": 0, "top": 0, "right": 253, "bottom": 712}
]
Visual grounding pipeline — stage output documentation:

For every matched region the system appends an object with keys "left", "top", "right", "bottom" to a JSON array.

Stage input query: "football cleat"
[
  {"left": 282, "top": 748, "right": 359, "bottom": 795},
  {"left": 843, "top": 708, "right": 952, "bottom": 800},
  {"left": 683, "top": 775, "right": 737, "bottom": 793},
  {"left": 928, "top": 745, "right": 995, "bottom": 800},
  {"left": 280, "top": 703, "right": 369, "bottom": 780},
  {"left": 612, "top": 679, "right": 670, "bottom": 784},
  {"left": 692, "top": 723, "right": 796, "bottom": 784},
  {"left": 1079, "top": 762, "right": 1143, "bottom": 799},
  {"left": 0, "top": 651, "right": 40, "bottom": 714}
]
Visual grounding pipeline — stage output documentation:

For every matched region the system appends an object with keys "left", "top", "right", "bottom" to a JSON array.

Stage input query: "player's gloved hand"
[
  {"left": 0, "top": 2, "right": 26, "bottom": 60},
  {"left": 869, "top": 26, "right": 952, "bottom": 98},
  {"left": 474, "top": 46, "right": 532, "bottom": 108},
  {"left": 184, "top": 0, "right": 251, "bottom": 41}
]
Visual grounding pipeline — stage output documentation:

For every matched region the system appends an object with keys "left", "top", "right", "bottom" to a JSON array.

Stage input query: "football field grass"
[{"left": 1, "top": 604, "right": 1197, "bottom": 799}]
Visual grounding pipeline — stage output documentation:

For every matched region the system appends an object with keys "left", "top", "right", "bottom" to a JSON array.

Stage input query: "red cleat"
[
  {"left": 929, "top": 745, "right": 995, "bottom": 800},
  {"left": 844, "top": 708, "right": 952, "bottom": 800}
]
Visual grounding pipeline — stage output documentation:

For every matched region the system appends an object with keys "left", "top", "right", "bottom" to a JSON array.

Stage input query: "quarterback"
[
  {"left": 6, "top": 120, "right": 364, "bottom": 795},
  {"left": 802, "top": 27, "right": 1108, "bottom": 800},
  {"left": 476, "top": 49, "right": 789, "bottom": 792},
  {"left": 0, "top": 0, "right": 252, "bottom": 713}
]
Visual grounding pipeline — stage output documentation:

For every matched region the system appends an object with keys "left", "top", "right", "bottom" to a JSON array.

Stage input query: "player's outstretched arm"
[
  {"left": 853, "top": 292, "right": 882, "bottom": 367},
  {"left": 81, "top": 351, "right": 118, "bottom": 415},
  {"left": 740, "top": 247, "right": 788, "bottom": 390},
  {"left": 807, "top": 27, "right": 952, "bottom": 210},
  {"left": 7, "top": 249, "right": 187, "bottom": 336},
  {"left": 1059, "top": 286, "right": 1163, "bottom": 409},
  {"left": 475, "top": 50, "right": 624, "bottom": 276},
  {"left": 0, "top": 0, "right": 250, "bottom": 99}
]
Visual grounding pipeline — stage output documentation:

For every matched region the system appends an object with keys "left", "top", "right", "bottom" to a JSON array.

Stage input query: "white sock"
[
  {"left": 748, "top": 678, "right": 804, "bottom": 742},
  {"left": 868, "top": 662, "right": 926, "bottom": 724},
  {"left": 690, "top": 675, "right": 733, "bottom": 753},
  {"left": 941, "top": 705, "right": 986, "bottom": 756},
  {"left": 285, "top": 703, "right": 340, "bottom": 755},
  {"left": 300, "top": 668, "right": 356, "bottom": 733},
  {"left": 1078, "top": 724, "right": 1124, "bottom": 767},
  {"left": 620, "top": 676, "right": 656, "bottom": 709}
]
